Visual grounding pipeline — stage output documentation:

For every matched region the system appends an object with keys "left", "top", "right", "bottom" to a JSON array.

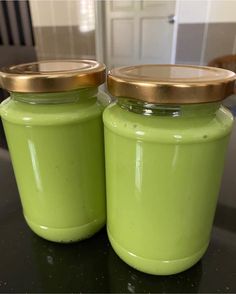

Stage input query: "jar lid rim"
[
  {"left": 108, "top": 64, "right": 236, "bottom": 104},
  {"left": 0, "top": 60, "right": 106, "bottom": 93}
]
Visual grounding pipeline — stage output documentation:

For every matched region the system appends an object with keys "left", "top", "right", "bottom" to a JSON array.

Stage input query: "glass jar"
[
  {"left": 103, "top": 64, "right": 235, "bottom": 275},
  {"left": 0, "top": 60, "right": 108, "bottom": 243}
]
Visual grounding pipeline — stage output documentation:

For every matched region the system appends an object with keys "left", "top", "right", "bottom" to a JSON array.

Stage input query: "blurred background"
[
  {"left": 0, "top": 0, "right": 236, "bottom": 147},
  {"left": 0, "top": 0, "right": 236, "bottom": 68}
]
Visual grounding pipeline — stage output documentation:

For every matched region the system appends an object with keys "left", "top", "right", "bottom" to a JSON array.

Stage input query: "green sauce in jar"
[
  {"left": 103, "top": 64, "right": 235, "bottom": 275},
  {"left": 0, "top": 60, "right": 108, "bottom": 243}
]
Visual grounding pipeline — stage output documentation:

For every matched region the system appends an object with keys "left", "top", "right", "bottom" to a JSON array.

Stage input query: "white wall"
[
  {"left": 177, "top": 0, "right": 236, "bottom": 24},
  {"left": 208, "top": 0, "right": 236, "bottom": 23},
  {"left": 177, "top": 0, "right": 209, "bottom": 24}
]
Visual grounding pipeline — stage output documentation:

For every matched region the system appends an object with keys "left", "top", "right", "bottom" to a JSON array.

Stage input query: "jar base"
[
  {"left": 108, "top": 229, "right": 208, "bottom": 275},
  {"left": 25, "top": 215, "right": 106, "bottom": 243}
]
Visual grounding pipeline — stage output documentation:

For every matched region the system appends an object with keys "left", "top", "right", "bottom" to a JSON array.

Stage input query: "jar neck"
[
  {"left": 11, "top": 87, "right": 98, "bottom": 104},
  {"left": 117, "top": 98, "right": 221, "bottom": 117}
]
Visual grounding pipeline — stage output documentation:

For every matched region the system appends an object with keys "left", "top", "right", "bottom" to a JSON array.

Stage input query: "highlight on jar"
[
  {"left": 103, "top": 64, "right": 236, "bottom": 275},
  {"left": 0, "top": 60, "right": 109, "bottom": 243}
]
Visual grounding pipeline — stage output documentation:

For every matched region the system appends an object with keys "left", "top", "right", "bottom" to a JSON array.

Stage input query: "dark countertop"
[{"left": 0, "top": 123, "right": 236, "bottom": 293}]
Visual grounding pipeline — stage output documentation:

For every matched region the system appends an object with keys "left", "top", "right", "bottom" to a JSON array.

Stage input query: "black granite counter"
[{"left": 0, "top": 123, "right": 236, "bottom": 293}]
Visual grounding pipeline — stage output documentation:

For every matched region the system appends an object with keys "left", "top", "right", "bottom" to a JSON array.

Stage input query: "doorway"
[{"left": 96, "top": 0, "right": 177, "bottom": 68}]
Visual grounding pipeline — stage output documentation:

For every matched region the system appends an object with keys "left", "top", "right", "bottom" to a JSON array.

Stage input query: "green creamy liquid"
[
  {"left": 103, "top": 101, "right": 233, "bottom": 275},
  {"left": 0, "top": 89, "right": 106, "bottom": 242}
]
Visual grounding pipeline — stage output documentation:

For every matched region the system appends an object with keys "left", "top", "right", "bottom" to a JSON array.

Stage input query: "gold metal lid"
[
  {"left": 0, "top": 60, "right": 106, "bottom": 93},
  {"left": 108, "top": 64, "right": 236, "bottom": 104}
]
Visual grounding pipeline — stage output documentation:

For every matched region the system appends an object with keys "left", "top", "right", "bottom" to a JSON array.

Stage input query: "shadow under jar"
[
  {"left": 0, "top": 60, "right": 108, "bottom": 243},
  {"left": 103, "top": 64, "right": 236, "bottom": 275}
]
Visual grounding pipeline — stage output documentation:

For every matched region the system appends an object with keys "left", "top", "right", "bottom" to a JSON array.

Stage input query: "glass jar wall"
[
  {"left": 0, "top": 60, "right": 107, "bottom": 243},
  {"left": 103, "top": 64, "right": 235, "bottom": 275}
]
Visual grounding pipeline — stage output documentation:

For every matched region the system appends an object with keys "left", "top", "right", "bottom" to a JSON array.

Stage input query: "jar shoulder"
[
  {"left": 103, "top": 103, "right": 234, "bottom": 143},
  {"left": 0, "top": 97, "right": 103, "bottom": 126}
]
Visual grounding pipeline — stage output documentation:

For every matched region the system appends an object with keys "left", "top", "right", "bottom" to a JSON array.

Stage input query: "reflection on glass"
[
  {"left": 28, "top": 139, "right": 43, "bottom": 192},
  {"left": 135, "top": 141, "right": 143, "bottom": 195}
]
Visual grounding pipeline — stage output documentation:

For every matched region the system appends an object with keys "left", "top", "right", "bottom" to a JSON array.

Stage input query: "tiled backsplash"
[
  {"left": 176, "top": 22, "right": 236, "bottom": 65},
  {"left": 176, "top": 23, "right": 205, "bottom": 65}
]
